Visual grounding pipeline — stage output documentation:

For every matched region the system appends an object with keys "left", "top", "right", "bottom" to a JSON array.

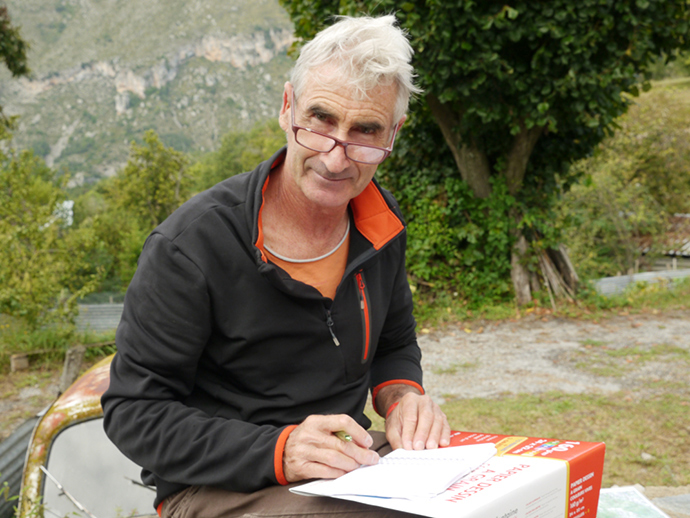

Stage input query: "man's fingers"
[
  {"left": 283, "top": 414, "right": 378, "bottom": 482},
  {"left": 385, "top": 393, "right": 451, "bottom": 451},
  {"left": 330, "top": 438, "right": 379, "bottom": 468},
  {"left": 295, "top": 462, "right": 349, "bottom": 481},
  {"left": 411, "top": 397, "right": 436, "bottom": 450},
  {"left": 400, "top": 401, "right": 418, "bottom": 450},
  {"left": 425, "top": 406, "right": 451, "bottom": 449}
]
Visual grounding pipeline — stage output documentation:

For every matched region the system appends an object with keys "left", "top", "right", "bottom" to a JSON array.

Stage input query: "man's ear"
[{"left": 278, "top": 82, "right": 293, "bottom": 132}]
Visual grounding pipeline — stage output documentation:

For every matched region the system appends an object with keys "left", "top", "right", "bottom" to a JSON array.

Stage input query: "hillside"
[{"left": 0, "top": 0, "right": 294, "bottom": 185}]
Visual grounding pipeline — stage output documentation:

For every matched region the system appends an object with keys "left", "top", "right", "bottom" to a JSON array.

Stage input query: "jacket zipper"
[
  {"left": 355, "top": 271, "right": 371, "bottom": 364},
  {"left": 326, "top": 310, "right": 340, "bottom": 346}
]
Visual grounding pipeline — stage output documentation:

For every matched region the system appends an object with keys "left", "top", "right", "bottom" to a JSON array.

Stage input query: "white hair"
[{"left": 290, "top": 15, "right": 422, "bottom": 123}]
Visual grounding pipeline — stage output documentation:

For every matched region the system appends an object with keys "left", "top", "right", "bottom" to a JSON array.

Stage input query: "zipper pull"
[
  {"left": 326, "top": 310, "right": 340, "bottom": 346},
  {"left": 356, "top": 272, "right": 366, "bottom": 310}
]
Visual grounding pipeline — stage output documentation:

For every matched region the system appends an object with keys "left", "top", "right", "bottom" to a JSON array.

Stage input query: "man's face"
[{"left": 278, "top": 74, "right": 402, "bottom": 212}]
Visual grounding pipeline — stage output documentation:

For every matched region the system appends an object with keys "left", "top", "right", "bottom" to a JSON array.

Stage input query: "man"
[{"left": 102, "top": 15, "right": 450, "bottom": 517}]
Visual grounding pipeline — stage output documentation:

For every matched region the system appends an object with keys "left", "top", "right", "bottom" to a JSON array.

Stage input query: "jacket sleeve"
[
  {"left": 101, "top": 232, "right": 293, "bottom": 492},
  {"left": 369, "top": 229, "right": 425, "bottom": 406}
]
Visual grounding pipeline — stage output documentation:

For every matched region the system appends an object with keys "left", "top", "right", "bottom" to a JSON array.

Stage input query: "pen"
[{"left": 334, "top": 430, "right": 352, "bottom": 442}]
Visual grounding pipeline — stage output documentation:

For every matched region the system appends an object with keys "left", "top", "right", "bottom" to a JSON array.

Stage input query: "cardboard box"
[{"left": 296, "top": 431, "right": 605, "bottom": 518}]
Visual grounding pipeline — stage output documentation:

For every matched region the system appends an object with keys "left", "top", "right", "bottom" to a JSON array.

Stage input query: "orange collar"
[{"left": 349, "top": 181, "right": 404, "bottom": 251}]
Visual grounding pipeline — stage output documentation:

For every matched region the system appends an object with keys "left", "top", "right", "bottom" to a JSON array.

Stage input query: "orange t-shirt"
[{"left": 262, "top": 235, "right": 349, "bottom": 300}]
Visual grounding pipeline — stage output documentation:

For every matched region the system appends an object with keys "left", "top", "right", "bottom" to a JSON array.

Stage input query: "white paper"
[{"left": 291, "top": 443, "right": 497, "bottom": 500}]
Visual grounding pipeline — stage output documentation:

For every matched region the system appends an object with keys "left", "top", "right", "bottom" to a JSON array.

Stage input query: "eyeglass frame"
[{"left": 289, "top": 91, "right": 400, "bottom": 165}]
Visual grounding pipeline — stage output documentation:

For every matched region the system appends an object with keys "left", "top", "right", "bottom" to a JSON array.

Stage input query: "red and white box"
[{"left": 296, "top": 430, "right": 606, "bottom": 518}]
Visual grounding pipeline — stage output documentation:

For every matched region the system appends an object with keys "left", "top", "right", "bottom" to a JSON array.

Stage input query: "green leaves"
[
  {"left": 558, "top": 85, "right": 690, "bottom": 279},
  {"left": 191, "top": 119, "right": 285, "bottom": 191},
  {"left": 109, "top": 130, "right": 191, "bottom": 229},
  {"left": 0, "top": 145, "right": 101, "bottom": 330},
  {"left": 0, "top": 6, "right": 29, "bottom": 128},
  {"left": 79, "top": 130, "right": 193, "bottom": 291}
]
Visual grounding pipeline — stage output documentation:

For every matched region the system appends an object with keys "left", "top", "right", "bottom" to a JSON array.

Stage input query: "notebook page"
[{"left": 292, "top": 443, "right": 497, "bottom": 500}]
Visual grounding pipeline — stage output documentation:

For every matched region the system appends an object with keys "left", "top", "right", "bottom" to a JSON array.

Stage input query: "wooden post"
[
  {"left": 10, "top": 353, "right": 29, "bottom": 372},
  {"left": 59, "top": 345, "right": 86, "bottom": 394}
]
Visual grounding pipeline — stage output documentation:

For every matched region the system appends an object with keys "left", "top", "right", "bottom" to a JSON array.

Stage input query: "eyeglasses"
[{"left": 290, "top": 92, "right": 399, "bottom": 165}]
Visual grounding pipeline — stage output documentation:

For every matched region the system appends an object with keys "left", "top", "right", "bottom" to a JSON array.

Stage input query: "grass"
[
  {"left": 567, "top": 342, "right": 690, "bottom": 379},
  {"left": 433, "top": 362, "right": 479, "bottom": 376},
  {"left": 366, "top": 391, "right": 690, "bottom": 488},
  {"left": 0, "top": 326, "right": 117, "bottom": 442}
]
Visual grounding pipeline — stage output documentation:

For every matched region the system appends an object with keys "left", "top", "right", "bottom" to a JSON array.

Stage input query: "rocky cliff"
[{"left": 0, "top": 0, "right": 294, "bottom": 183}]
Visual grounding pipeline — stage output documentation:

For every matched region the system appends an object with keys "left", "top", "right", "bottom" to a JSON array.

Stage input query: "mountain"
[{"left": 0, "top": 0, "right": 294, "bottom": 186}]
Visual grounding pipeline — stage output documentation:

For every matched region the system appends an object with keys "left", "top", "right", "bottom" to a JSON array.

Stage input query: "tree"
[
  {"left": 109, "top": 130, "right": 192, "bottom": 229},
  {"left": 558, "top": 84, "right": 690, "bottom": 279},
  {"left": 77, "top": 131, "right": 192, "bottom": 292},
  {"left": 0, "top": 145, "right": 101, "bottom": 330},
  {"left": 280, "top": 0, "right": 690, "bottom": 304},
  {"left": 192, "top": 118, "right": 287, "bottom": 191},
  {"left": 0, "top": 5, "right": 29, "bottom": 129}
]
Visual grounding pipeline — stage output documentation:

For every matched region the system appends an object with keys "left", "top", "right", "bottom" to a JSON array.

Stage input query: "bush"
[{"left": 558, "top": 82, "right": 690, "bottom": 279}]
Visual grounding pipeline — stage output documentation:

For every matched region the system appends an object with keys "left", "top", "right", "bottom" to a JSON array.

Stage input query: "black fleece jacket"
[{"left": 101, "top": 148, "right": 424, "bottom": 509}]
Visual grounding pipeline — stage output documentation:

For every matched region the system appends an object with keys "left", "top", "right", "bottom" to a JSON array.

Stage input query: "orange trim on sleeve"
[
  {"left": 385, "top": 401, "right": 400, "bottom": 419},
  {"left": 350, "top": 182, "right": 404, "bottom": 250},
  {"left": 157, "top": 501, "right": 163, "bottom": 517},
  {"left": 371, "top": 379, "right": 425, "bottom": 416},
  {"left": 274, "top": 424, "right": 298, "bottom": 485}
]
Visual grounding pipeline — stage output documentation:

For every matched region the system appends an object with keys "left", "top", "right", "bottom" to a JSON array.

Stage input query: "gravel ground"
[{"left": 418, "top": 309, "right": 690, "bottom": 404}]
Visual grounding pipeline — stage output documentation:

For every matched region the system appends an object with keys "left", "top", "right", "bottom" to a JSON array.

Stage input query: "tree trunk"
[
  {"left": 547, "top": 244, "right": 579, "bottom": 294},
  {"left": 511, "top": 231, "right": 532, "bottom": 305},
  {"left": 426, "top": 94, "right": 492, "bottom": 198},
  {"left": 503, "top": 124, "right": 544, "bottom": 305}
]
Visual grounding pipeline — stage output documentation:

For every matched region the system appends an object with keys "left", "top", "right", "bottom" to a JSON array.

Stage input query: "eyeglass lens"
[{"left": 294, "top": 128, "right": 388, "bottom": 164}]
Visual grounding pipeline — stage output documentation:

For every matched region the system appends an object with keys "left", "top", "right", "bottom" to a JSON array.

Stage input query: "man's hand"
[
  {"left": 382, "top": 389, "right": 451, "bottom": 451},
  {"left": 283, "top": 414, "right": 380, "bottom": 483}
]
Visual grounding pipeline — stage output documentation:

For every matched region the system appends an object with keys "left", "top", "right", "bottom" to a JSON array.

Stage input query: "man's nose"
[{"left": 320, "top": 140, "right": 351, "bottom": 173}]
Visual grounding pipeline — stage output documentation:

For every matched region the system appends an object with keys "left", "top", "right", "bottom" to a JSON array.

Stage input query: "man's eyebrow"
[
  {"left": 355, "top": 121, "right": 384, "bottom": 133},
  {"left": 308, "top": 104, "right": 336, "bottom": 120},
  {"left": 307, "top": 104, "right": 384, "bottom": 133}
]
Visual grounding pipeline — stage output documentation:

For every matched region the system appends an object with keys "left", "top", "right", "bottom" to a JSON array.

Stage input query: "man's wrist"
[{"left": 373, "top": 381, "right": 423, "bottom": 417}]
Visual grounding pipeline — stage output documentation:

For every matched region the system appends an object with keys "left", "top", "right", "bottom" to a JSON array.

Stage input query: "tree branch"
[
  {"left": 426, "top": 94, "right": 492, "bottom": 198},
  {"left": 504, "top": 122, "right": 544, "bottom": 196}
]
